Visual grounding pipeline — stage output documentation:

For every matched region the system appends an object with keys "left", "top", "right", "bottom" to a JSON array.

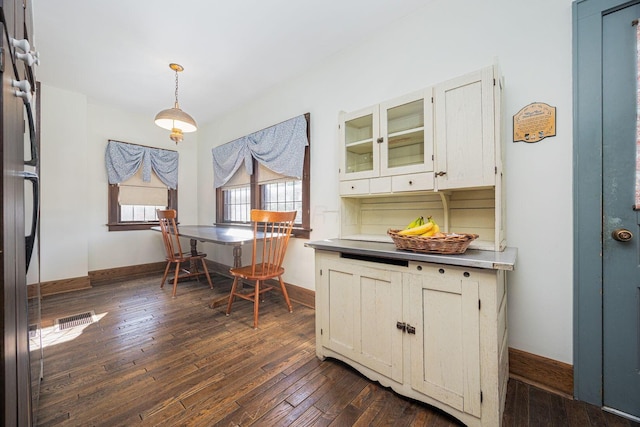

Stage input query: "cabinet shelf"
[
  {"left": 388, "top": 127, "right": 424, "bottom": 147},
  {"left": 346, "top": 138, "right": 374, "bottom": 151}
]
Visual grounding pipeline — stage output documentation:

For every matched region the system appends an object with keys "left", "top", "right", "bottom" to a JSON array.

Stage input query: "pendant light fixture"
[{"left": 154, "top": 63, "right": 197, "bottom": 143}]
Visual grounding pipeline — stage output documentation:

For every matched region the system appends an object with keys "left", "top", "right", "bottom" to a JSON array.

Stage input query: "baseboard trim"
[
  {"left": 38, "top": 276, "right": 92, "bottom": 297},
  {"left": 89, "top": 262, "right": 166, "bottom": 283},
  {"left": 509, "top": 347, "right": 573, "bottom": 398}
]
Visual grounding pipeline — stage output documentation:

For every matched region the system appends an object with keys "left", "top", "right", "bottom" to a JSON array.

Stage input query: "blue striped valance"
[
  {"left": 105, "top": 140, "right": 179, "bottom": 189},
  {"left": 211, "top": 115, "right": 308, "bottom": 188}
]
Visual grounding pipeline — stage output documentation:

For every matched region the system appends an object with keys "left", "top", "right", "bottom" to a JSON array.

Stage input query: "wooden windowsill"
[{"left": 107, "top": 222, "right": 160, "bottom": 232}]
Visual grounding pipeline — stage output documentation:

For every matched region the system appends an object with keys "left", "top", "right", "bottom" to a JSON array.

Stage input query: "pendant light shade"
[{"left": 155, "top": 63, "right": 197, "bottom": 143}]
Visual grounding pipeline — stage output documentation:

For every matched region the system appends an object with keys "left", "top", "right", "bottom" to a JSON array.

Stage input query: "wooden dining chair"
[
  {"left": 226, "top": 209, "right": 297, "bottom": 329},
  {"left": 157, "top": 209, "right": 213, "bottom": 297}
]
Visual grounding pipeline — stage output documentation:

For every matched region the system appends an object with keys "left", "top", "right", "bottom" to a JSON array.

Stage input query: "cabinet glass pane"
[
  {"left": 345, "top": 114, "right": 374, "bottom": 173},
  {"left": 387, "top": 100, "right": 424, "bottom": 168}
]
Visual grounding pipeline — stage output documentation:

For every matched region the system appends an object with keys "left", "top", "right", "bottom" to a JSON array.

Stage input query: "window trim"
[
  {"left": 215, "top": 113, "right": 311, "bottom": 239},
  {"left": 107, "top": 184, "right": 178, "bottom": 231}
]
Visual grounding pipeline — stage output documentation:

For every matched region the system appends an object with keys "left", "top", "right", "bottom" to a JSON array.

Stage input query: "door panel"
[
  {"left": 602, "top": 3, "right": 640, "bottom": 417},
  {"left": 320, "top": 258, "right": 404, "bottom": 382}
]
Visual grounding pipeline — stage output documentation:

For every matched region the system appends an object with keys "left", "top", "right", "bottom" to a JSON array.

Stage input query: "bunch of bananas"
[{"left": 398, "top": 216, "right": 441, "bottom": 237}]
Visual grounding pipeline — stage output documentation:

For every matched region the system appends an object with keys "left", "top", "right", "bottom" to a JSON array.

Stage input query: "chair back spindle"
[
  {"left": 251, "top": 210, "right": 295, "bottom": 277},
  {"left": 157, "top": 209, "right": 184, "bottom": 259}
]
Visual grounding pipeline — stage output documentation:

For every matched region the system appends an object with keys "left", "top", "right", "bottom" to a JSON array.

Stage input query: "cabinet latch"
[
  {"left": 406, "top": 325, "right": 416, "bottom": 335},
  {"left": 396, "top": 321, "right": 406, "bottom": 332}
]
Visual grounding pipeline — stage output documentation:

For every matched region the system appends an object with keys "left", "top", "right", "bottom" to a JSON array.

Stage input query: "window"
[
  {"left": 216, "top": 114, "right": 311, "bottom": 238},
  {"left": 107, "top": 145, "right": 178, "bottom": 231},
  {"left": 108, "top": 171, "right": 177, "bottom": 231}
]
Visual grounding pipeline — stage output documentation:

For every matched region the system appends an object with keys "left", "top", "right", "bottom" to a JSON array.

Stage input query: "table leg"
[
  {"left": 188, "top": 239, "right": 199, "bottom": 275},
  {"left": 233, "top": 245, "right": 242, "bottom": 268}
]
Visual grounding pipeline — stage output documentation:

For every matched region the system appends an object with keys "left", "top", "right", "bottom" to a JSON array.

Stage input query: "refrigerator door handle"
[
  {"left": 20, "top": 171, "right": 38, "bottom": 271},
  {"left": 23, "top": 101, "right": 37, "bottom": 166}
]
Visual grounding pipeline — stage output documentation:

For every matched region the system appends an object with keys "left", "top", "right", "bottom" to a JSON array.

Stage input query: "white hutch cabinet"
[
  {"left": 434, "top": 66, "right": 501, "bottom": 190},
  {"left": 307, "top": 63, "right": 514, "bottom": 426},
  {"left": 338, "top": 65, "right": 505, "bottom": 252},
  {"left": 308, "top": 243, "right": 515, "bottom": 427},
  {"left": 339, "top": 89, "right": 434, "bottom": 196}
]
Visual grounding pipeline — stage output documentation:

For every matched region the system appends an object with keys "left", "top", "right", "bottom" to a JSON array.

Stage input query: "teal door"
[{"left": 602, "top": 3, "right": 640, "bottom": 418}]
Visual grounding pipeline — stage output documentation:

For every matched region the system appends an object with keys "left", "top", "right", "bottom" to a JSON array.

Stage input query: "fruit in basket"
[
  {"left": 398, "top": 218, "right": 433, "bottom": 235},
  {"left": 420, "top": 217, "right": 440, "bottom": 237},
  {"left": 404, "top": 216, "right": 424, "bottom": 230}
]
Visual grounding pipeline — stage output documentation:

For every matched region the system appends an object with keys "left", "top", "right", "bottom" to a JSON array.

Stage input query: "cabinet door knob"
[{"left": 436, "top": 171, "right": 447, "bottom": 177}]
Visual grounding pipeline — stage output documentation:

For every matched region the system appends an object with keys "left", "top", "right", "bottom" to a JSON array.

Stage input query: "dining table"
[{"left": 151, "top": 224, "right": 259, "bottom": 268}]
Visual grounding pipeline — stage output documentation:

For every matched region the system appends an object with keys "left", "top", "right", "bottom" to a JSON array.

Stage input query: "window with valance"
[
  {"left": 105, "top": 140, "right": 178, "bottom": 231},
  {"left": 212, "top": 113, "right": 311, "bottom": 237}
]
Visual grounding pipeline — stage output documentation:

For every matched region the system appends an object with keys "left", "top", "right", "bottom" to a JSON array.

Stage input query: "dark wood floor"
[{"left": 34, "top": 273, "right": 639, "bottom": 426}]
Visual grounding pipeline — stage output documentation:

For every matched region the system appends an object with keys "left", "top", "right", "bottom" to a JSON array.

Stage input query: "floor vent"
[{"left": 55, "top": 311, "right": 96, "bottom": 331}]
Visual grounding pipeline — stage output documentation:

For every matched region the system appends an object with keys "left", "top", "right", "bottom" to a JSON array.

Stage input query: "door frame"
[{"left": 573, "top": 0, "right": 640, "bottom": 405}]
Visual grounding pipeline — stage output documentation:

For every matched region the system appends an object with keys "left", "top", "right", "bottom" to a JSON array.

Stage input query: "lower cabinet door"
[
  {"left": 319, "top": 257, "right": 404, "bottom": 383},
  {"left": 406, "top": 265, "right": 482, "bottom": 417}
]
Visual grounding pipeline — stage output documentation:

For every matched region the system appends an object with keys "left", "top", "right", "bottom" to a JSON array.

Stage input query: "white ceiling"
[{"left": 32, "top": 1, "right": 427, "bottom": 127}]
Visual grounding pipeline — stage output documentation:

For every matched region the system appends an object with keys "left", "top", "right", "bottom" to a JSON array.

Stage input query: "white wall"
[
  {"left": 39, "top": 85, "right": 89, "bottom": 281},
  {"left": 38, "top": 85, "right": 200, "bottom": 280},
  {"left": 85, "top": 103, "right": 200, "bottom": 271},
  {"left": 198, "top": 0, "right": 574, "bottom": 363},
  {"left": 38, "top": 0, "right": 574, "bottom": 364}
]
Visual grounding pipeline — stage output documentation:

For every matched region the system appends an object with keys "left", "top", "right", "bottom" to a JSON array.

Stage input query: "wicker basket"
[{"left": 387, "top": 229, "right": 479, "bottom": 255}]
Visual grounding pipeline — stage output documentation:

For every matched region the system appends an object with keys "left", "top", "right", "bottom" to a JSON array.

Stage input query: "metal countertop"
[{"left": 305, "top": 238, "right": 517, "bottom": 271}]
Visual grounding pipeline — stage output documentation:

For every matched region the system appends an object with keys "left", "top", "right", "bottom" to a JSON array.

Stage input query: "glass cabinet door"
[
  {"left": 380, "top": 89, "right": 433, "bottom": 176},
  {"left": 340, "top": 106, "right": 379, "bottom": 180}
]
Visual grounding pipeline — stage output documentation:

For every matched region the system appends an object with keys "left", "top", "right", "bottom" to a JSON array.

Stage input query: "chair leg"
[
  {"left": 172, "top": 261, "right": 181, "bottom": 297},
  {"left": 161, "top": 261, "right": 171, "bottom": 288},
  {"left": 253, "top": 280, "right": 260, "bottom": 329},
  {"left": 278, "top": 276, "right": 293, "bottom": 313},
  {"left": 226, "top": 277, "right": 240, "bottom": 316},
  {"left": 201, "top": 258, "right": 213, "bottom": 289},
  {"left": 191, "top": 259, "right": 201, "bottom": 282}
]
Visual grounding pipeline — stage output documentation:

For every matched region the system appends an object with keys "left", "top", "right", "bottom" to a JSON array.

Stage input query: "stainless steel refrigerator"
[{"left": 1, "top": 0, "right": 40, "bottom": 425}]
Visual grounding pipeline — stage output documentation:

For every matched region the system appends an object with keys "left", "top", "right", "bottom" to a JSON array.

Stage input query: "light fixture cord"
[{"left": 174, "top": 70, "right": 180, "bottom": 108}]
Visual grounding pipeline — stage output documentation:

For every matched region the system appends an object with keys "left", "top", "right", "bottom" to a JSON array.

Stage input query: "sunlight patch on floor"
[{"left": 34, "top": 311, "right": 108, "bottom": 350}]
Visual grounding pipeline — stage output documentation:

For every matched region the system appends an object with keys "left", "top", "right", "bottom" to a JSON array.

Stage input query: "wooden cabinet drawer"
[
  {"left": 391, "top": 172, "right": 434, "bottom": 192},
  {"left": 340, "top": 179, "right": 369, "bottom": 196}
]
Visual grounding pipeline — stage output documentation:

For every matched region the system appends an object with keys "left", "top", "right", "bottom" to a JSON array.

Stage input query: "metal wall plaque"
[{"left": 513, "top": 102, "right": 556, "bottom": 143}]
